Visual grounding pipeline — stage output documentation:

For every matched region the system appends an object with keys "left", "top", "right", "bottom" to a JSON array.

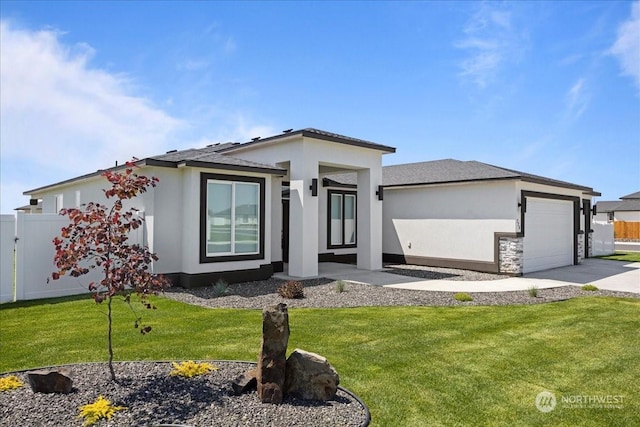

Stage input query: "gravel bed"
[
  {"left": 384, "top": 264, "right": 504, "bottom": 281},
  {"left": 0, "top": 362, "right": 367, "bottom": 427},
  {"left": 164, "top": 276, "right": 638, "bottom": 310}
]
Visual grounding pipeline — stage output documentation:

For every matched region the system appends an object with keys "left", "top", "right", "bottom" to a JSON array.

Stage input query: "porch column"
[
  {"left": 288, "top": 159, "right": 319, "bottom": 277},
  {"left": 357, "top": 168, "right": 383, "bottom": 271}
]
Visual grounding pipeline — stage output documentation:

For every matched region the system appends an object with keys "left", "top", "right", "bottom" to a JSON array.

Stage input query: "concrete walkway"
[{"left": 276, "top": 259, "right": 640, "bottom": 294}]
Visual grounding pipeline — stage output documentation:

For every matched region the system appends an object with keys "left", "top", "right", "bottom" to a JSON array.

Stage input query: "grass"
[
  {"left": 596, "top": 251, "right": 640, "bottom": 262},
  {"left": 453, "top": 292, "right": 473, "bottom": 302},
  {"left": 1, "top": 295, "right": 639, "bottom": 426}
]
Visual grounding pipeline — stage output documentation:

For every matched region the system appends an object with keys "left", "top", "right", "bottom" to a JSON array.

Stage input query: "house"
[
  {"left": 325, "top": 159, "right": 600, "bottom": 274},
  {"left": 23, "top": 128, "right": 600, "bottom": 286},
  {"left": 595, "top": 191, "right": 640, "bottom": 223},
  {"left": 595, "top": 191, "right": 640, "bottom": 240}
]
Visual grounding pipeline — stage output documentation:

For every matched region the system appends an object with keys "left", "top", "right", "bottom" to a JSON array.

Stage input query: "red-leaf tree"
[{"left": 50, "top": 162, "right": 171, "bottom": 381}]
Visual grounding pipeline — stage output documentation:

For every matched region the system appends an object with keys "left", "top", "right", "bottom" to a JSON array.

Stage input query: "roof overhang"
[
  {"left": 25, "top": 158, "right": 286, "bottom": 196},
  {"left": 220, "top": 128, "right": 396, "bottom": 155}
]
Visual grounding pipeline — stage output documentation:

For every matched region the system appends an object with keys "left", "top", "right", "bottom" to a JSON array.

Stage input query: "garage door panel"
[{"left": 523, "top": 198, "right": 573, "bottom": 273}]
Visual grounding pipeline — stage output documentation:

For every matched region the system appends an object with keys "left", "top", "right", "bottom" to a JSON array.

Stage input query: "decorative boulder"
[
  {"left": 257, "top": 303, "right": 290, "bottom": 404},
  {"left": 285, "top": 349, "right": 340, "bottom": 401},
  {"left": 231, "top": 368, "right": 257, "bottom": 395},
  {"left": 27, "top": 368, "right": 73, "bottom": 394}
]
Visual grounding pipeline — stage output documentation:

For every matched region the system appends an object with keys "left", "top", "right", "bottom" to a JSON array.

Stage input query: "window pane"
[
  {"left": 235, "top": 183, "right": 259, "bottom": 253},
  {"left": 344, "top": 195, "right": 356, "bottom": 244},
  {"left": 207, "top": 182, "right": 232, "bottom": 254},
  {"left": 330, "top": 194, "right": 343, "bottom": 245}
]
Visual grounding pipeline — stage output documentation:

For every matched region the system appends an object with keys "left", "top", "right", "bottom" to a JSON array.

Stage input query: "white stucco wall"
[
  {"left": 179, "top": 167, "right": 275, "bottom": 275},
  {"left": 225, "top": 135, "right": 385, "bottom": 276},
  {"left": 614, "top": 211, "right": 640, "bottom": 221},
  {"left": 382, "top": 180, "right": 518, "bottom": 262}
]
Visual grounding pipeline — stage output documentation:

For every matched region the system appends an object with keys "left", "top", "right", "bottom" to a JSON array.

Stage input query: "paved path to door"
[{"left": 303, "top": 259, "right": 640, "bottom": 294}]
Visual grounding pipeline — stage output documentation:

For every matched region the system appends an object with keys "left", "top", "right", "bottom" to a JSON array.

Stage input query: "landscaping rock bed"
[
  {"left": 0, "top": 361, "right": 368, "bottom": 427},
  {"left": 164, "top": 274, "right": 638, "bottom": 310}
]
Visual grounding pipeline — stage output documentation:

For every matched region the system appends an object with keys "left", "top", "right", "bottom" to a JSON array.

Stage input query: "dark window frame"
[
  {"left": 327, "top": 189, "right": 357, "bottom": 249},
  {"left": 200, "top": 173, "right": 266, "bottom": 264}
]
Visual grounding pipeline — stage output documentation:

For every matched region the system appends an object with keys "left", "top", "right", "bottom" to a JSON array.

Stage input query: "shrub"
[
  {"left": 78, "top": 395, "right": 126, "bottom": 426},
  {"left": 454, "top": 292, "right": 473, "bottom": 302},
  {"left": 335, "top": 280, "right": 346, "bottom": 293},
  {"left": 170, "top": 360, "right": 218, "bottom": 378},
  {"left": 528, "top": 286, "right": 539, "bottom": 297},
  {"left": 0, "top": 375, "right": 23, "bottom": 392},
  {"left": 277, "top": 280, "right": 305, "bottom": 299},
  {"left": 582, "top": 284, "right": 599, "bottom": 291},
  {"left": 212, "top": 279, "right": 228, "bottom": 297}
]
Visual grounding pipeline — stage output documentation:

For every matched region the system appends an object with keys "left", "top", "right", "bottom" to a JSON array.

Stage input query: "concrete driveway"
[
  {"left": 524, "top": 258, "right": 639, "bottom": 293},
  {"left": 304, "top": 259, "right": 640, "bottom": 294}
]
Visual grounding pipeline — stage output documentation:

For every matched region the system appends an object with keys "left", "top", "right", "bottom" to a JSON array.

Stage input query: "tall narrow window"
[
  {"left": 200, "top": 173, "right": 265, "bottom": 263},
  {"left": 328, "top": 190, "right": 357, "bottom": 248}
]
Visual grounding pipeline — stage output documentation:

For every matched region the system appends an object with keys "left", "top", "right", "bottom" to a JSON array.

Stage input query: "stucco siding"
[{"left": 383, "top": 181, "right": 517, "bottom": 262}]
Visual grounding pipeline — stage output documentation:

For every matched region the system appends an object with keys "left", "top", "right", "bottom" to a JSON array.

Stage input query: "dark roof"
[
  {"left": 219, "top": 128, "right": 396, "bottom": 154},
  {"left": 595, "top": 190, "right": 640, "bottom": 212},
  {"left": 596, "top": 199, "right": 640, "bottom": 212},
  {"left": 25, "top": 144, "right": 286, "bottom": 195},
  {"left": 147, "top": 143, "right": 286, "bottom": 174},
  {"left": 324, "top": 159, "right": 599, "bottom": 194},
  {"left": 620, "top": 191, "right": 640, "bottom": 200}
]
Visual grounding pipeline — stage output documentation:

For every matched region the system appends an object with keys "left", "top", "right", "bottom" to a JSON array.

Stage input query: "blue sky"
[{"left": 1, "top": 1, "right": 639, "bottom": 213}]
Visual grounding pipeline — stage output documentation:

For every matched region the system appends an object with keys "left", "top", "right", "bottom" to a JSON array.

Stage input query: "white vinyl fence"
[
  {"left": 1, "top": 212, "right": 144, "bottom": 303},
  {"left": 592, "top": 221, "right": 615, "bottom": 256},
  {"left": 0, "top": 215, "right": 15, "bottom": 303}
]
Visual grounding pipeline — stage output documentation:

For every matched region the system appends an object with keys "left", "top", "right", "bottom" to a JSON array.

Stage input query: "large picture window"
[
  {"left": 200, "top": 173, "right": 265, "bottom": 263},
  {"left": 328, "top": 190, "right": 356, "bottom": 248}
]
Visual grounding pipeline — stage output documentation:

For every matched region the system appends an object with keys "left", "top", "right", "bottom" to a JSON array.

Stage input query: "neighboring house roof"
[
  {"left": 324, "top": 159, "right": 599, "bottom": 195},
  {"left": 596, "top": 199, "right": 640, "bottom": 212},
  {"left": 595, "top": 190, "right": 640, "bottom": 212},
  {"left": 620, "top": 191, "right": 640, "bottom": 200},
  {"left": 219, "top": 128, "right": 396, "bottom": 154},
  {"left": 24, "top": 143, "right": 287, "bottom": 196}
]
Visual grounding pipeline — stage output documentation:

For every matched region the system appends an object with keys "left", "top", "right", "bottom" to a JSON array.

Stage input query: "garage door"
[{"left": 523, "top": 198, "right": 574, "bottom": 273}]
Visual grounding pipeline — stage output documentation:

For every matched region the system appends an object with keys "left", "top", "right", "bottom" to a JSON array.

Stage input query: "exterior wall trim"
[
  {"left": 199, "top": 173, "right": 266, "bottom": 264},
  {"left": 520, "top": 190, "right": 580, "bottom": 266}
]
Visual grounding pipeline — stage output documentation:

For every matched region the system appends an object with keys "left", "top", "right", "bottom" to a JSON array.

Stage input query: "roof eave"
[
  {"left": 220, "top": 128, "right": 396, "bottom": 154},
  {"left": 180, "top": 160, "right": 286, "bottom": 175}
]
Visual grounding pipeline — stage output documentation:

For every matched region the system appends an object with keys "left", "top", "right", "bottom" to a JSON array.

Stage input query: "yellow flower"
[
  {"left": 0, "top": 375, "right": 23, "bottom": 392},
  {"left": 170, "top": 360, "right": 218, "bottom": 378},
  {"left": 78, "top": 395, "right": 126, "bottom": 426}
]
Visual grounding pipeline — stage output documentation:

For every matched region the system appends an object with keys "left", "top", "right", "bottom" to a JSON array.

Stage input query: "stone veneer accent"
[
  {"left": 577, "top": 234, "right": 585, "bottom": 264},
  {"left": 587, "top": 232, "right": 593, "bottom": 258},
  {"left": 499, "top": 236, "right": 523, "bottom": 275}
]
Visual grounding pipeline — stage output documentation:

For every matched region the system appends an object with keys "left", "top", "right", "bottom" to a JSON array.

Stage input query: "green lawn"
[
  {"left": 596, "top": 251, "right": 640, "bottom": 262},
  {"left": 1, "top": 295, "right": 638, "bottom": 426}
]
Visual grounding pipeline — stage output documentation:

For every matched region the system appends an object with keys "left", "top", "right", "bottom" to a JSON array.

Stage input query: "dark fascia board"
[
  {"left": 381, "top": 175, "right": 599, "bottom": 195},
  {"left": 322, "top": 177, "right": 357, "bottom": 189},
  {"left": 519, "top": 176, "right": 599, "bottom": 196},
  {"left": 382, "top": 176, "right": 521, "bottom": 190},
  {"left": 25, "top": 158, "right": 285, "bottom": 195},
  {"left": 219, "top": 128, "right": 396, "bottom": 154},
  {"left": 180, "top": 160, "right": 286, "bottom": 176}
]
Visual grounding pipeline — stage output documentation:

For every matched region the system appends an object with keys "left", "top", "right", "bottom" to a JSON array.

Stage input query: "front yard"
[{"left": 0, "top": 295, "right": 638, "bottom": 426}]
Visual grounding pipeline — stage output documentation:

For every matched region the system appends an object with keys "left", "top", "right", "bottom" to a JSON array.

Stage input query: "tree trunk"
[{"left": 107, "top": 296, "right": 116, "bottom": 381}]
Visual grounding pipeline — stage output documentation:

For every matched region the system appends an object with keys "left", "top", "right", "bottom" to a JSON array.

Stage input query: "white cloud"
[
  {"left": 566, "top": 77, "right": 591, "bottom": 119},
  {"left": 0, "top": 21, "right": 184, "bottom": 212},
  {"left": 455, "top": 3, "right": 526, "bottom": 89},
  {"left": 609, "top": 1, "right": 640, "bottom": 92}
]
